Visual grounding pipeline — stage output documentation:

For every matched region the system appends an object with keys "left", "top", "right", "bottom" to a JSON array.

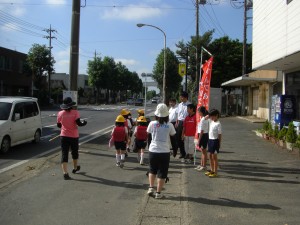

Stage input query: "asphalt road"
[{"left": 0, "top": 104, "right": 155, "bottom": 172}]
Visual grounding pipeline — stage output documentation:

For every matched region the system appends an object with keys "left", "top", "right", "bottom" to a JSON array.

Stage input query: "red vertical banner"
[{"left": 196, "top": 56, "right": 213, "bottom": 125}]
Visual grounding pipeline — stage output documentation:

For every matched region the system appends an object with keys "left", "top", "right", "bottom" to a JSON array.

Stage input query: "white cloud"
[
  {"left": 0, "top": 0, "right": 27, "bottom": 16},
  {"left": 0, "top": 22, "right": 19, "bottom": 32},
  {"left": 115, "top": 58, "right": 139, "bottom": 66},
  {"left": 101, "top": 4, "right": 163, "bottom": 21},
  {"left": 44, "top": 0, "right": 67, "bottom": 5}
]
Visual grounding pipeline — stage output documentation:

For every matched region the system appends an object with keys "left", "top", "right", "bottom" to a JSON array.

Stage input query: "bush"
[
  {"left": 273, "top": 125, "right": 279, "bottom": 139},
  {"left": 278, "top": 127, "right": 287, "bottom": 141},
  {"left": 263, "top": 120, "right": 270, "bottom": 133},
  {"left": 295, "top": 135, "right": 300, "bottom": 148},
  {"left": 268, "top": 123, "right": 274, "bottom": 137},
  {"left": 286, "top": 122, "right": 297, "bottom": 143}
]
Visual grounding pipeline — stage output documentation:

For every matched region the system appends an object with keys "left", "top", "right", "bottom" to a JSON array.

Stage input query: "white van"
[{"left": 0, "top": 97, "right": 42, "bottom": 153}]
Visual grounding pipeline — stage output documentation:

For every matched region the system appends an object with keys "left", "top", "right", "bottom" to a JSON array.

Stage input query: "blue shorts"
[
  {"left": 199, "top": 133, "right": 208, "bottom": 149},
  {"left": 208, "top": 139, "right": 220, "bottom": 154}
]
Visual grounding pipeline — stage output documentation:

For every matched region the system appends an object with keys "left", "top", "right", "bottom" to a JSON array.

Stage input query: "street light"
[{"left": 137, "top": 23, "right": 167, "bottom": 103}]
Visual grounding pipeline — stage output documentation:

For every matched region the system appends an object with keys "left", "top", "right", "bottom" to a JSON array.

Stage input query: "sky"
[{"left": 0, "top": 0, "right": 252, "bottom": 88}]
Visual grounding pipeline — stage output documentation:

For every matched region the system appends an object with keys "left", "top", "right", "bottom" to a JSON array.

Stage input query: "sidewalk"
[{"left": 135, "top": 116, "right": 300, "bottom": 225}]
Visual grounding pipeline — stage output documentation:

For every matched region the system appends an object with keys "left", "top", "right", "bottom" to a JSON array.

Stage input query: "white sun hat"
[{"left": 154, "top": 103, "right": 169, "bottom": 117}]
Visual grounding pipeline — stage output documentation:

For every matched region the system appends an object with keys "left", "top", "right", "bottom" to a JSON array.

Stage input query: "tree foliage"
[
  {"left": 208, "top": 36, "right": 252, "bottom": 87},
  {"left": 152, "top": 48, "right": 182, "bottom": 102},
  {"left": 87, "top": 55, "right": 142, "bottom": 103},
  {"left": 27, "top": 43, "right": 55, "bottom": 90},
  {"left": 175, "top": 32, "right": 253, "bottom": 89}
]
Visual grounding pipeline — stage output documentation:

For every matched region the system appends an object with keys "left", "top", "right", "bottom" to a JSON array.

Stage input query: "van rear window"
[{"left": 0, "top": 102, "right": 12, "bottom": 120}]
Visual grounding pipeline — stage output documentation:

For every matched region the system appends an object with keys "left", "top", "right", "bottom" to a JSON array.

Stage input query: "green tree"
[
  {"left": 27, "top": 43, "right": 55, "bottom": 93},
  {"left": 152, "top": 48, "right": 182, "bottom": 103},
  {"left": 87, "top": 56, "right": 106, "bottom": 104},
  {"left": 176, "top": 30, "right": 214, "bottom": 82},
  {"left": 208, "top": 36, "right": 252, "bottom": 87}
]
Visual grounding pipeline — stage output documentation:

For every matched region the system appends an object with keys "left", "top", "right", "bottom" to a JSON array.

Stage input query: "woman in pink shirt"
[{"left": 57, "top": 97, "right": 87, "bottom": 180}]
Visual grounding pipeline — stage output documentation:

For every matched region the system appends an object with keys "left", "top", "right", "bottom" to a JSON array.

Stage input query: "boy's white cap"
[{"left": 154, "top": 103, "right": 169, "bottom": 117}]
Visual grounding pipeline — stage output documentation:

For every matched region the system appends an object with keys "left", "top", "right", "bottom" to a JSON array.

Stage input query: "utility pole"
[
  {"left": 195, "top": 0, "right": 199, "bottom": 91},
  {"left": 242, "top": 0, "right": 247, "bottom": 75},
  {"left": 242, "top": 0, "right": 253, "bottom": 75},
  {"left": 185, "top": 47, "right": 189, "bottom": 92},
  {"left": 69, "top": 0, "right": 81, "bottom": 92},
  {"left": 44, "top": 24, "right": 56, "bottom": 103}
]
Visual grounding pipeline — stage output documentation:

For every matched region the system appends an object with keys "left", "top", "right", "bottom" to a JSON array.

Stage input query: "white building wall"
[{"left": 253, "top": 0, "right": 300, "bottom": 69}]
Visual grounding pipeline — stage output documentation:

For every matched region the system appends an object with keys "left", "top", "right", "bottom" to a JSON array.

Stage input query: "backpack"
[
  {"left": 113, "top": 126, "right": 126, "bottom": 142},
  {"left": 136, "top": 126, "right": 147, "bottom": 141}
]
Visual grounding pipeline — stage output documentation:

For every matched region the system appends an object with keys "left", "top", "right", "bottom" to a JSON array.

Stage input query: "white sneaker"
[
  {"left": 147, "top": 187, "right": 155, "bottom": 196},
  {"left": 194, "top": 165, "right": 201, "bottom": 170},
  {"left": 196, "top": 166, "right": 207, "bottom": 171},
  {"left": 116, "top": 162, "right": 120, "bottom": 167},
  {"left": 140, "top": 160, "right": 144, "bottom": 165},
  {"left": 155, "top": 192, "right": 164, "bottom": 199},
  {"left": 181, "top": 158, "right": 185, "bottom": 163}
]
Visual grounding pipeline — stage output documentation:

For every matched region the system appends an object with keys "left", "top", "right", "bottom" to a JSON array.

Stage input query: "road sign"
[{"left": 178, "top": 63, "right": 186, "bottom": 77}]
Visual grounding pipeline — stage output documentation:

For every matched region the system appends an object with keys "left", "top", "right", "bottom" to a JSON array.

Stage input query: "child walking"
[
  {"left": 133, "top": 116, "right": 148, "bottom": 165},
  {"left": 195, "top": 106, "right": 209, "bottom": 171},
  {"left": 147, "top": 104, "right": 177, "bottom": 199},
  {"left": 181, "top": 104, "right": 197, "bottom": 163},
  {"left": 57, "top": 97, "right": 87, "bottom": 180},
  {"left": 205, "top": 109, "right": 222, "bottom": 178},
  {"left": 111, "top": 115, "right": 129, "bottom": 168}
]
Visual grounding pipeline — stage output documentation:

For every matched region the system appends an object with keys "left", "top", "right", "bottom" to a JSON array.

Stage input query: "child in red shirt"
[
  {"left": 133, "top": 116, "right": 148, "bottom": 165},
  {"left": 181, "top": 104, "right": 197, "bottom": 163},
  {"left": 111, "top": 115, "right": 129, "bottom": 168}
]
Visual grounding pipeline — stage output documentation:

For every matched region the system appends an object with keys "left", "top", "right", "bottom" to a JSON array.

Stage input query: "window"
[
  {"left": 0, "top": 102, "right": 12, "bottom": 120},
  {"left": 19, "top": 60, "right": 24, "bottom": 73},
  {"left": 13, "top": 103, "right": 24, "bottom": 120},
  {"left": 0, "top": 56, "right": 4, "bottom": 70},
  {"left": 24, "top": 101, "right": 39, "bottom": 118}
]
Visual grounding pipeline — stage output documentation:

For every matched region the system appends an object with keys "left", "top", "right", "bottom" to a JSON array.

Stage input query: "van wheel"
[
  {"left": 1, "top": 137, "right": 11, "bottom": 153},
  {"left": 33, "top": 130, "right": 41, "bottom": 143}
]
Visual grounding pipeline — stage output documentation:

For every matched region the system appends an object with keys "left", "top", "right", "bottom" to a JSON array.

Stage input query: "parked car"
[
  {"left": 135, "top": 98, "right": 144, "bottom": 106},
  {"left": 126, "top": 98, "right": 135, "bottom": 105},
  {"left": 0, "top": 97, "right": 42, "bottom": 153}
]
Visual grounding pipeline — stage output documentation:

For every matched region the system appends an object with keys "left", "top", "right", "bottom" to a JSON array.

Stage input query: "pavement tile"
[
  {"left": 140, "top": 216, "right": 181, "bottom": 225},
  {"left": 143, "top": 202, "right": 181, "bottom": 217}
]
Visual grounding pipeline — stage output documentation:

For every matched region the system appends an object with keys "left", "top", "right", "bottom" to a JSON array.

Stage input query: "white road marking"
[{"left": 0, "top": 125, "right": 114, "bottom": 175}]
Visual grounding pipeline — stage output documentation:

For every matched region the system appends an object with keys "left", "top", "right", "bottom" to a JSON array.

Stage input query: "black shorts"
[
  {"left": 114, "top": 141, "right": 126, "bottom": 150},
  {"left": 61, "top": 136, "right": 79, "bottom": 163},
  {"left": 208, "top": 139, "right": 220, "bottom": 154},
  {"left": 199, "top": 133, "right": 208, "bottom": 149},
  {"left": 148, "top": 152, "right": 170, "bottom": 179},
  {"left": 136, "top": 140, "right": 147, "bottom": 149}
]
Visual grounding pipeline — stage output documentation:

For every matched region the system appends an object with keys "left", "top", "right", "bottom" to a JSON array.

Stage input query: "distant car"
[
  {"left": 126, "top": 98, "right": 135, "bottom": 105},
  {"left": 0, "top": 97, "right": 42, "bottom": 153},
  {"left": 135, "top": 98, "right": 144, "bottom": 106},
  {"left": 151, "top": 98, "right": 158, "bottom": 104}
]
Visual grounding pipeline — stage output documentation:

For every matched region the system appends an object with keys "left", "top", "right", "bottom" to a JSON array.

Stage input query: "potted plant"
[
  {"left": 273, "top": 124, "right": 279, "bottom": 144},
  {"left": 268, "top": 124, "right": 275, "bottom": 143},
  {"left": 278, "top": 127, "right": 287, "bottom": 148},
  {"left": 293, "top": 134, "right": 300, "bottom": 155},
  {"left": 286, "top": 122, "right": 297, "bottom": 151},
  {"left": 262, "top": 120, "right": 270, "bottom": 140}
]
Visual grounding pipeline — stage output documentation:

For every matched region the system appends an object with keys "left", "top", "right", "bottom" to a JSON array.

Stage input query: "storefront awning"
[{"left": 221, "top": 76, "right": 277, "bottom": 87}]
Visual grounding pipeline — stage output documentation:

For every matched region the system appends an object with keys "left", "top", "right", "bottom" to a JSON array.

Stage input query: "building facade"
[
  {"left": 0, "top": 47, "right": 31, "bottom": 96},
  {"left": 252, "top": 0, "right": 300, "bottom": 119}
]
